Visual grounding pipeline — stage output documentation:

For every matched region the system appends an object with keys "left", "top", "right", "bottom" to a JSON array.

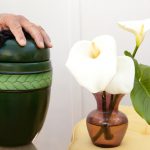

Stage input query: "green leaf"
[
  {"left": 131, "top": 61, "right": 150, "bottom": 124},
  {"left": 124, "top": 50, "right": 133, "bottom": 58}
]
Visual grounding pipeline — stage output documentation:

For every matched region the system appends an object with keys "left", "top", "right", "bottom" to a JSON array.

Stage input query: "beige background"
[{"left": 0, "top": 0, "right": 150, "bottom": 149}]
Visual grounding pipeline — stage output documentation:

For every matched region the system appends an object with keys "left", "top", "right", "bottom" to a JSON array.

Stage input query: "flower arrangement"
[
  {"left": 118, "top": 19, "right": 150, "bottom": 124},
  {"left": 66, "top": 18, "right": 150, "bottom": 147},
  {"left": 66, "top": 18, "right": 150, "bottom": 125}
]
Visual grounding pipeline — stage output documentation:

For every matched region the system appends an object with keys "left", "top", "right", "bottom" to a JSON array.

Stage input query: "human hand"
[{"left": 0, "top": 13, "right": 52, "bottom": 48}]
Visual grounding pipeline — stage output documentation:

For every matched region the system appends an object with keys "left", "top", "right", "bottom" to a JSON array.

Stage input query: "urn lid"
[
  {"left": 0, "top": 30, "right": 49, "bottom": 62},
  {"left": 0, "top": 30, "right": 51, "bottom": 74}
]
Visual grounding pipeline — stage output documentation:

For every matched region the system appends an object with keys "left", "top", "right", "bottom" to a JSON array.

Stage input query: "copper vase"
[{"left": 86, "top": 92, "right": 128, "bottom": 148}]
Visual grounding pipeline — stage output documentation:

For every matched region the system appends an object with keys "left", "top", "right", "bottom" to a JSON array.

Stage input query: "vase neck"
[{"left": 93, "top": 92, "right": 124, "bottom": 113}]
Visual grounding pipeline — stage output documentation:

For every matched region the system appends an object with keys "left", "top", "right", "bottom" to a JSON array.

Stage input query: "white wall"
[
  {"left": 80, "top": 0, "right": 150, "bottom": 116},
  {"left": 0, "top": 0, "right": 150, "bottom": 149},
  {"left": 0, "top": 0, "right": 75, "bottom": 150},
  {"left": 80, "top": 0, "right": 150, "bottom": 64}
]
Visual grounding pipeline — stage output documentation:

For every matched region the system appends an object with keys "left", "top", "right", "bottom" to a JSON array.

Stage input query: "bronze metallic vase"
[
  {"left": 0, "top": 30, "right": 52, "bottom": 146},
  {"left": 86, "top": 92, "right": 128, "bottom": 148}
]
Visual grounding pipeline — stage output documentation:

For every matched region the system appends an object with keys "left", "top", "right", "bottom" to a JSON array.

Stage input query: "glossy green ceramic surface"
[
  {"left": 0, "top": 87, "right": 50, "bottom": 146},
  {"left": 0, "top": 40, "right": 49, "bottom": 62},
  {"left": 0, "top": 33, "right": 52, "bottom": 146},
  {"left": 0, "top": 39, "right": 51, "bottom": 74},
  {"left": 0, "top": 61, "right": 51, "bottom": 74}
]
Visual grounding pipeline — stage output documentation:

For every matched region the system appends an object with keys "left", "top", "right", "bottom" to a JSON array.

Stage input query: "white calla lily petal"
[
  {"left": 118, "top": 19, "right": 150, "bottom": 46},
  {"left": 105, "top": 56, "right": 135, "bottom": 94},
  {"left": 66, "top": 35, "right": 117, "bottom": 93}
]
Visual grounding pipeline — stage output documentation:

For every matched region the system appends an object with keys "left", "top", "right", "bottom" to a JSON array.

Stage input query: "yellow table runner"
[{"left": 69, "top": 106, "right": 150, "bottom": 150}]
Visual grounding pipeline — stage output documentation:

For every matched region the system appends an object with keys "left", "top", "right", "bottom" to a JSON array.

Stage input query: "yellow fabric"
[{"left": 69, "top": 106, "right": 150, "bottom": 150}]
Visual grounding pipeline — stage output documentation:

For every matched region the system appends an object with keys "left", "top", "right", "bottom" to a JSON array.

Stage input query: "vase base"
[
  {"left": 94, "top": 143, "right": 120, "bottom": 148},
  {"left": 87, "top": 119, "right": 128, "bottom": 147},
  {"left": 86, "top": 92, "right": 128, "bottom": 148}
]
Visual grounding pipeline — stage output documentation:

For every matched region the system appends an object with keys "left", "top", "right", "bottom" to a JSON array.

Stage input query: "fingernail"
[
  {"left": 20, "top": 39, "right": 26, "bottom": 46},
  {"left": 39, "top": 42, "right": 44, "bottom": 48},
  {"left": 47, "top": 41, "right": 53, "bottom": 48}
]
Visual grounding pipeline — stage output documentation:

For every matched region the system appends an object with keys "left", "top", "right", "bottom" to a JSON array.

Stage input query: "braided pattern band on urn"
[{"left": 0, "top": 72, "right": 52, "bottom": 90}]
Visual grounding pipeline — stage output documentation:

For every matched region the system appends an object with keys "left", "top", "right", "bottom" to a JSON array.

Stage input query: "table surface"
[
  {"left": 0, "top": 106, "right": 150, "bottom": 150},
  {"left": 0, "top": 138, "right": 46, "bottom": 150},
  {"left": 69, "top": 106, "right": 150, "bottom": 150}
]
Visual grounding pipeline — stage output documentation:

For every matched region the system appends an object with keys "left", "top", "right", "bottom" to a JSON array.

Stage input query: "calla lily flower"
[
  {"left": 105, "top": 56, "right": 135, "bottom": 94},
  {"left": 118, "top": 19, "right": 150, "bottom": 47},
  {"left": 66, "top": 35, "right": 117, "bottom": 93},
  {"left": 66, "top": 35, "right": 135, "bottom": 94}
]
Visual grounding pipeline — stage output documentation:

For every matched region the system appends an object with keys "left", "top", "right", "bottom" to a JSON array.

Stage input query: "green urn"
[{"left": 0, "top": 31, "right": 52, "bottom": 146}]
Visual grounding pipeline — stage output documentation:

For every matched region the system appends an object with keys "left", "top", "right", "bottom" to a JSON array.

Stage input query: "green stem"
[
  {"left": 102, "top": 91, "right": 106, "bottom": 112},
  {"left": 132, "top": 45, "right": 139, "bottom": 58},
  {"left": 92, "top": 92, "right": 115, "bottom": 143}
]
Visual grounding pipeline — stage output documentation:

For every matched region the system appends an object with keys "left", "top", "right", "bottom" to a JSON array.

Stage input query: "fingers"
[
  {"left": 1, "top": 14, "right": 26, "bottom": 46},
  {"left": 22, "top": 23, "right": 45, "bottom": 48},
  {"left": 8, "top": 20, "right": 26, "bottom": 46},
  {"left": 38, "top": 26, "right": 52, "bottom": 48},
  {"left": 0, "top": 14, "right": 52, "bottom": 48},
  {"left": 20, "top": 16, "right": 52, "bottom": 48}
]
